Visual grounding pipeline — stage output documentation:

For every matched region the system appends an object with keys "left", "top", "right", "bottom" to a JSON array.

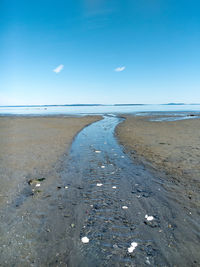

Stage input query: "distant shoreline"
[{"left": 1, "top": 103, "right": 200, "bottom": 107}]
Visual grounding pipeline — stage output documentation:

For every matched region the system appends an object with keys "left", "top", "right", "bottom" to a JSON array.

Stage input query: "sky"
[{"left": 0, "top": 0, "right": 200, "bottom": 105}]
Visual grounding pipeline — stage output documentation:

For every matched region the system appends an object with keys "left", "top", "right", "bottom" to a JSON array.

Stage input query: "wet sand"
[
  {"left": 1, "top": 115, "right": 200, "bottom": 266},
  {"left": 116, "top": 115, "right": 200, "bottom": 208},
  {"left": 0, "top": 116, "right": 101, "bottom": 206}
]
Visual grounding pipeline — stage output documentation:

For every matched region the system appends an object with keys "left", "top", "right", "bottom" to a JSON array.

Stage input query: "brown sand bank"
[
  {"left": 116, "top": 115, "right": 200, "bottom": 206},
  {"left": 0, "top": 116, "right": 101, "bottom": 206}
]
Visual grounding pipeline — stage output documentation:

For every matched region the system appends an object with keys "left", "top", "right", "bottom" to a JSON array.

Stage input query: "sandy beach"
[
  {"left": 0, "top": 115, "right": 200, "bottom": 266},
  {"left": 0, "top": 116, "right": 101, "bottom": 207},
  {"left": 116, "top": 115, "right": 200, "bottom": 208}
]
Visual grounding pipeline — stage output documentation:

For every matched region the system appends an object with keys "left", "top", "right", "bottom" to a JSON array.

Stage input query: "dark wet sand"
[{"left": 116, "top": 115, "right": 200, "bottom": 208}]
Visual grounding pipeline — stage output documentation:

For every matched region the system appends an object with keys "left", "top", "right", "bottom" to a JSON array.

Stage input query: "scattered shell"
[
  {"left": 122, "top": 206, "right": 128, "bottom": 210},
  {"left": 112, "top": 186, "right": 117, "bottom": 189},
  {"left": 95, "top": 150, "right": 101, "bottom": 153},
  {"left": 128, "top": 242, "right": 138, "bottom": 253},
  {"left": 81, "top": 237, "right": 89, "bottom": 243},
  {"left": 96, "top": 183, "right": 103, "bottom": 187},
  {"left": 35, "top": 183, "right": 41, "bottom": 187},
  {"left": 145, "top": 215, "right": 154, "bottom": 221}
]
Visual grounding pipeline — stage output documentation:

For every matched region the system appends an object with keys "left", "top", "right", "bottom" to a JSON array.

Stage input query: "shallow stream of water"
[{"left": 61, "top": 115, "right": 199, "bottom": 266}]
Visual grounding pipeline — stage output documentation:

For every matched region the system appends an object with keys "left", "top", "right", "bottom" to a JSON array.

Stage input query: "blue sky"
[{"left": 0, "top": 0, "right": 200, "bottom": 105}]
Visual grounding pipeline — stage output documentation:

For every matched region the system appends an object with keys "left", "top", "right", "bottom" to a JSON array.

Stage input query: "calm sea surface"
[{"left": 0, "top": 104, "right": 200, "bottom": 117}]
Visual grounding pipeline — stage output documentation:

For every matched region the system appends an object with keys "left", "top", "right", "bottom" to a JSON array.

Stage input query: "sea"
[{"left": 0, "top": 104, "right": 200, "bottom": 121}]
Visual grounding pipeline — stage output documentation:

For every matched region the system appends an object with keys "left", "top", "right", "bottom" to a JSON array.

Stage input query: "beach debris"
[
  {"left": 101, "top": 165, "right": 105, "bottom": 168},
  {"left": 81, "top": 236, "right": 89, "bottom": 243},
  {"left": 28, "top": 178, "right": 46, "bottom": 185},
  {"left": 111, "top": 171, "right": 115, "bottom": 174},
  {"left": 122, "top": 206, "right": 128, "bottom": 210},
  {"left": 96, "top": 183, "right": 103, "bottom": 187},
  {"left": 145, "top": 215, "right": 154, "bottom": 221},
  {"left": 71, "top": 223, "right": 75, "bottom": 228},
  {"left": 37, "top": 178, "right": 46, "bottom": 182},
  {"left": 121, "top": 156, "right": 125, "bottom": 158},
  {"left": 77, "top": 186, "right": 84, "bottom": 189},
  {"left": 95, "top": 150, "right": 101, "bottom": 153},
  {"left": 112, "top": 186, "right": 117, "bottom": 189},
  {"left": 57, "top": 186, "right": 62, "bottom": 190},
  {"left": 128, "top": 242, "right": 138, "bottom": 253},
  {"left": 64, "top": 186, "right": 68, "bottom": 189},
  {"left": 35, "top": 183, "right": 41, "bottom": 187}
]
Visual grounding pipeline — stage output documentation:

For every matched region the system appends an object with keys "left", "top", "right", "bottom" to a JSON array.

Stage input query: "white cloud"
[
  {"left": 114, "top": 66, "right": 125, "bottom": 72},
  {"left": 53, "top": 64, "right": 64, "bottom": 73}
]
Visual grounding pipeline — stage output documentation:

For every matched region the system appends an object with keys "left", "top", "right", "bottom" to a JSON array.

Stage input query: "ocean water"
[{"left": 0, "top": 104, "right": 200, "bottom": 117}]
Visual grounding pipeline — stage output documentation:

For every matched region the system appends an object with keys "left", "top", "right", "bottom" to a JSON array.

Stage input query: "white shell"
[
  {"left": 145, "top": 215, "right": 154, "bottom": 221},
  {"left": 81, "top": 237, "right": 89, "bottom": 243},
  {"left": 128, "top": 242, "right": 138, "bottom": 253}
]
